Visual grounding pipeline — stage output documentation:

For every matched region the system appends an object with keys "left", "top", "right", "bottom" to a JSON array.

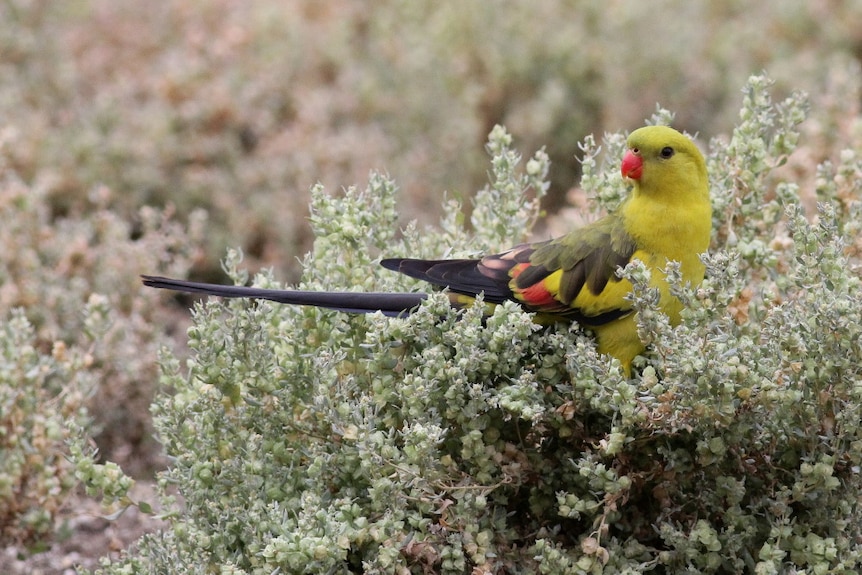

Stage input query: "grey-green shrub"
[
  {"left": 0, "top": 131, "right": 199, "bottom": 544},
  {"left": 0, "top": 309, "right": 91, "bottom": 545},
  {"left": 92, "top": 74, "right": 862, "bottom": 573}
]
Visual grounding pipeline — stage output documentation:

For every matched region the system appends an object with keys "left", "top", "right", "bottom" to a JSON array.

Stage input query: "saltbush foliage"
[
  {"left": 0, "top": 128, "right": 198, "bottom": 544},
  {"left": 0, "top": 308, "right": 91, "bottom": 545},
  {"left": 92, "top": 74, "right": 862, "bottom": 573}
]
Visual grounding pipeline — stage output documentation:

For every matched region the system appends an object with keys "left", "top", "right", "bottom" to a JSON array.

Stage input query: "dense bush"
[
  {"left": 84, "top": 75, "right": 862, "bottom": 573},
  {"left": 0, "top": 308, "right": 91, "bottom": 546},
  {"left": 0, "top": 129, "right": 198, "bottom": 544}
]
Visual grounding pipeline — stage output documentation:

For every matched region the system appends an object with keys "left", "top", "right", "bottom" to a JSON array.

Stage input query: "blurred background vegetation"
[
  {"left": 4, "top": 0, "right": 861, "bottom": 279},
  {"left": 1, "top": 0, "right": 862, "bottom": 564}
]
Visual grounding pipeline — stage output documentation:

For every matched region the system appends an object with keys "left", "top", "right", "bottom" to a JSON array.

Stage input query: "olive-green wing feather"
[
  {"left": 528, "top": 213, "right": 636, "bottom": 297},
  {"left": 382, "top": 213, "right": 638, "bottom": 325}
]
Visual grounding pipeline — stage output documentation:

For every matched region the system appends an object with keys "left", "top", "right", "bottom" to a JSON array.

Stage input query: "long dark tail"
[{"left": 141, "top": 275, "right": 427, "bottom": 316}]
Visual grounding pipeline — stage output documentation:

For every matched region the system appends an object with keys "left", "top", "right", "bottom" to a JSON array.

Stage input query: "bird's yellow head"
[{"left": 621, "top": 126, "right": 709, "bottom": 204}]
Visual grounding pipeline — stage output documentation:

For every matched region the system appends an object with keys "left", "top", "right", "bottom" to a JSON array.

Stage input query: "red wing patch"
[
  {"left": 509, "top": 263, "right": 562, "bottom": 309},
  {"left": 518, "top": 280, "right": 558, "bottom": 308}
]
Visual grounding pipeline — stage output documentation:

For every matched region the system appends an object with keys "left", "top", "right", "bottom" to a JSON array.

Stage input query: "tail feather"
[
  {"left": 140, "top": 276, "right": 427, "bottom": 316},
  {"left": 380, "top": 258, "right": 512, "bottom": 303}
]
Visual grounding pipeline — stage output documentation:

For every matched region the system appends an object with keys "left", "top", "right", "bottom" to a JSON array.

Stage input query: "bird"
[{"left": 142, "top": 125, "right": 712, "bottom": 376}]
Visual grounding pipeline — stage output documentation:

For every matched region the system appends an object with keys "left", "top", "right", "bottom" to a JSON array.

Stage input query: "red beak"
[{"left": 621, "top": 150, "right": 643, "bottom": 180}]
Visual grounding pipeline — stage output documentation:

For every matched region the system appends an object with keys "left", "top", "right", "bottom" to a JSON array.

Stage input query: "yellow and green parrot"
[{"left": 143, "top": 125, "right": 712, "bottom": 375}]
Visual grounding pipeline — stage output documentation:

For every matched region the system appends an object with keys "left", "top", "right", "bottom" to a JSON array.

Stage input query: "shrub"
[
  {"left": 0, "top": 308, "right": 91, "bottom": 546},
  {"left": 88, "top": 74, "right": 862, "bottom": 573},
  {"left": 0, "top": 129, "right": 198, "bottom": 546}
]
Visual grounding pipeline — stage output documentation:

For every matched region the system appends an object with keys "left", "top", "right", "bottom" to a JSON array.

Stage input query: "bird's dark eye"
[{"left": 660, "top": 146, "right": 675, "bottom": 159}]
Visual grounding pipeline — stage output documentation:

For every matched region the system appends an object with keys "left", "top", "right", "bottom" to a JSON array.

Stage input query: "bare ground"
[{"left": 1, "top": 481, "right": 168, "bottom": 575}]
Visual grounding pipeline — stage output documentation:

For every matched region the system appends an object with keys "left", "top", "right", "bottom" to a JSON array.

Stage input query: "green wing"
[
  {"left": 381, "top": 213, "right": 638, "bottom": 325},
  {"left": 494, "top": 213, "right": 638, "bottom": 323}
]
